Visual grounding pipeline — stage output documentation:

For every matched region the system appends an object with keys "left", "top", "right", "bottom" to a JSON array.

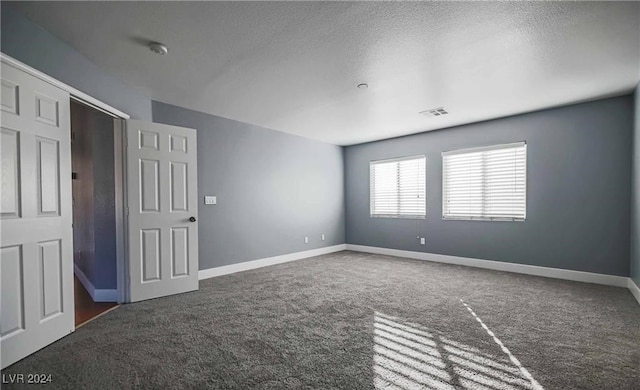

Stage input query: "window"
[
  {"left": 442, "top": 142, "right": 526, "bottom": 221},
  {"left": 370, "top": 155, "right": 426, "bottom": 218}
]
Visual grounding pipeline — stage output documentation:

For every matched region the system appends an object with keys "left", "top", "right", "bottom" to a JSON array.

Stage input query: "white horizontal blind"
[
  {"left": 370, "top": 155, "right": 426, "bottom": 218},
  {"left": 442, "top": 142, "right": 526, "bottom": 221}
]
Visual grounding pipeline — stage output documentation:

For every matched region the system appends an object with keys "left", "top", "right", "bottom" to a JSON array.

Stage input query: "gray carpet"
[{"left": 2, "top": 251, "right": 639, "bottom": 389}]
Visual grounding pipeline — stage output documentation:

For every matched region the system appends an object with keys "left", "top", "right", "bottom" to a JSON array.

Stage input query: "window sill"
[
  {"left": 371, "top": 215, "right": 426, "bottom": 220},
  {"left": 442, "top": 216, "right": 525, "bottom": 222}
]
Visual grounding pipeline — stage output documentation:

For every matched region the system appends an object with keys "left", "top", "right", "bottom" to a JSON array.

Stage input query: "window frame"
[
  {"left": 369, "top": 154, "right": 426, "bottom": 219},
  {"left": 441, "top": 142, "right": 527, "bottom": 222}
]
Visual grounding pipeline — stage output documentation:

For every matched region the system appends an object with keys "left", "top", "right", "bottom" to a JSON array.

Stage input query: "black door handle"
[{"left": 189, "top": 216, "right": 197, "bottom": 222}]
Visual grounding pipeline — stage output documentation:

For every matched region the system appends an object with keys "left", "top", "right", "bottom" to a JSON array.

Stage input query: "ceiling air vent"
[{"left": 419, "top": 107, "right": 448, "bottom": 117}]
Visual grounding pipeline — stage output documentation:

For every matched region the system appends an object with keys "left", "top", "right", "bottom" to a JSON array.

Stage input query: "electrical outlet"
[
  {"left": 321, "top": 234, "right": 325, "bottom": 241},
  {"left": 304, "top": 237, "right": 309, "bottom": 244},
  {"left": 420, "top": 237, "right": 425, "bottom": 245}
]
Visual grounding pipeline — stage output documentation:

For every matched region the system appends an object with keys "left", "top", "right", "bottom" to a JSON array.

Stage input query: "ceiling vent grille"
[{"left": 419, "top": 107, "right": 448, "bottom": 117}]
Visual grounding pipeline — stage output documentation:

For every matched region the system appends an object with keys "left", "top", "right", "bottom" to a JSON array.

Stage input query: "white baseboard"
[
  {"left": 199, "top": 244, "right": 347, "bottom": 280},
  {"left": 74, "top": 264, "right": 118, "bottom": 302},
  {"left": 346, "top": 244, "right": 630, "bottom": 288},
  {"left": 629, "top": 278, "right": 640, "bottom": 305},
  {"left": 194, "top": 243, "right": 639, "bottom": 307}
]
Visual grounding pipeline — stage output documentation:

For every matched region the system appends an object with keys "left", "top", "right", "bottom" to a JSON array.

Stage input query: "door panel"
[
  {"left": 0, "top": 61, "right": 74, "bottom": 369},
  {"left": 38, "top": 240, "right": 63, "bottom": 319},
  {"left": 140, "top": 159, "right": 160, "bottom": 212},
  {"left": 171, "top": 227, "right": 189, "bottom": 277},
  {"left": 170, "top": 162, "right": 188, "bottom": 212},
  {"left": 0, "top": 246, "right": 24, "bottom": 338},
  {"left": 126, "top": 120, "right": 198, "bottom": 302},
  {"left": 1, "top": 128, "right": 20, "bottom": 218},
  {"left": 36, "top": 138, "right": 60, "bottom": 215},
  {"left": 141, "top": 228, "right": 161, "bottom": 282}
]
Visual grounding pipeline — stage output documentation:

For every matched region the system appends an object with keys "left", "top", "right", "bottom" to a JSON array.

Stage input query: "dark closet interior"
[{"left": 70, "top": 101, "right": 118, "bottom": 326}]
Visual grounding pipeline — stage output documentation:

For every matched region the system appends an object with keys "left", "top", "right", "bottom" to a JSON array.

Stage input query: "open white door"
[
  {"left": 1, "top": 61, "right": 74, "bottom": 368},
  {"left": 125, "top": 120, "right": 198, "bottom": 302}
]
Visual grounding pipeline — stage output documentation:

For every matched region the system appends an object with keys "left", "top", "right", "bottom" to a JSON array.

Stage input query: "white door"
[
  {"left": 126, "top": 120, "right": 198, "bottom": 302},
  {"left": 1, "top": 61, "right": 74, "bottom": 368}
]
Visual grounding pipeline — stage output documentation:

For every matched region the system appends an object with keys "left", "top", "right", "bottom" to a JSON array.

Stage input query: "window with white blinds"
[
  {"left": 370, "top": 155, "right": 426, "bottom": 218},
  {"left": 442, "top": 142, "right": 526, "bottom": 221}
]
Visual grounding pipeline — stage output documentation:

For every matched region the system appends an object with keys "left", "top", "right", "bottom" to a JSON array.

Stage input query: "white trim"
[
  {"left": 74, "top": 264, "right": 119, "bottom": 302},
  {"left": 114, "top": 119, "right": 128, "bottom": 303},
  {"left": 628, "top": 278, "right": 640, "bottom": 305},
  {"left": 199, "top": 244, "right": 347, "bottom": 280},
  {"left": 441, "top": 141, "right": 526, "bottom": 156},
  {"left": 346, "top": 245, "right": 629, "bottom": 288},
  {"left": 1, "top": 53, "right": 130, "bottom": 119},
  {"left": 74, "top": 264, "right": 92, "bottom": 296},
  {"left": 370, "top": 154, "right": 426, "bottom": 164}
]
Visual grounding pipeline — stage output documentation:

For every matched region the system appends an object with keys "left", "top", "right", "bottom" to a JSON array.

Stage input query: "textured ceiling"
[{"left": 9, "top": 1, "right": 640, "bottom": 145}]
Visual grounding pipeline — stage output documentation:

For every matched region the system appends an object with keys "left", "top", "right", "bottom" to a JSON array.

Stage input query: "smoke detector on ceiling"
[
  {"left": 419, "top": 107, "right": 448, "bottom": 117},
  {"left": 149, "top": 42, "right": 168, "bottom": 55}
]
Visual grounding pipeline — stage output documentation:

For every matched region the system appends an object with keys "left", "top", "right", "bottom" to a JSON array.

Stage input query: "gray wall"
[
  {"left": 632, "top": 84, "right": 640, "bottom": 287},
  {"left": 152, "top": 101, "right": 345, "bottom": 270},
  {"left": 1, "top": 3, "right": 152, "bottom": 120},
  {"left": 345, "top": 95, "right": 633, "bottom": 276},
  {"left": 92, "top": 110, "right": 117, "bottom": 289}
]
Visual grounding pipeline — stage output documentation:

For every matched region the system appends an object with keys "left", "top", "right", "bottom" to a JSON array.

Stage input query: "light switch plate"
[{"left": 204, "top": 196, "right": 217, "bottom": 205}]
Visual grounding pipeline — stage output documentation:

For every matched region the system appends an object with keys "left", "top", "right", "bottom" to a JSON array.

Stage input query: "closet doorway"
[{"left": 70, "top": 100, "right": 119, "bottom": 326}]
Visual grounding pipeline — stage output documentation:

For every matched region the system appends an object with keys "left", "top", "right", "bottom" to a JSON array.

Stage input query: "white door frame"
[
  {"left": 1, "top": 53, "right": 131, "bottom": 304},
  {"left": 113, "top": 119, "right": 129, "bottom": 303}
]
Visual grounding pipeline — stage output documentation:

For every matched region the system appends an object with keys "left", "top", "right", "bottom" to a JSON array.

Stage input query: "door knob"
[{"left": 189, "top": 216, "right": 197, "bottom": 222}]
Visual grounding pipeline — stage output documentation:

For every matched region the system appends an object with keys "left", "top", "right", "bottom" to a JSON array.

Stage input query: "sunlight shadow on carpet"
[{"left": 373, "top": 311, "right": 544, "bottom": 390}]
